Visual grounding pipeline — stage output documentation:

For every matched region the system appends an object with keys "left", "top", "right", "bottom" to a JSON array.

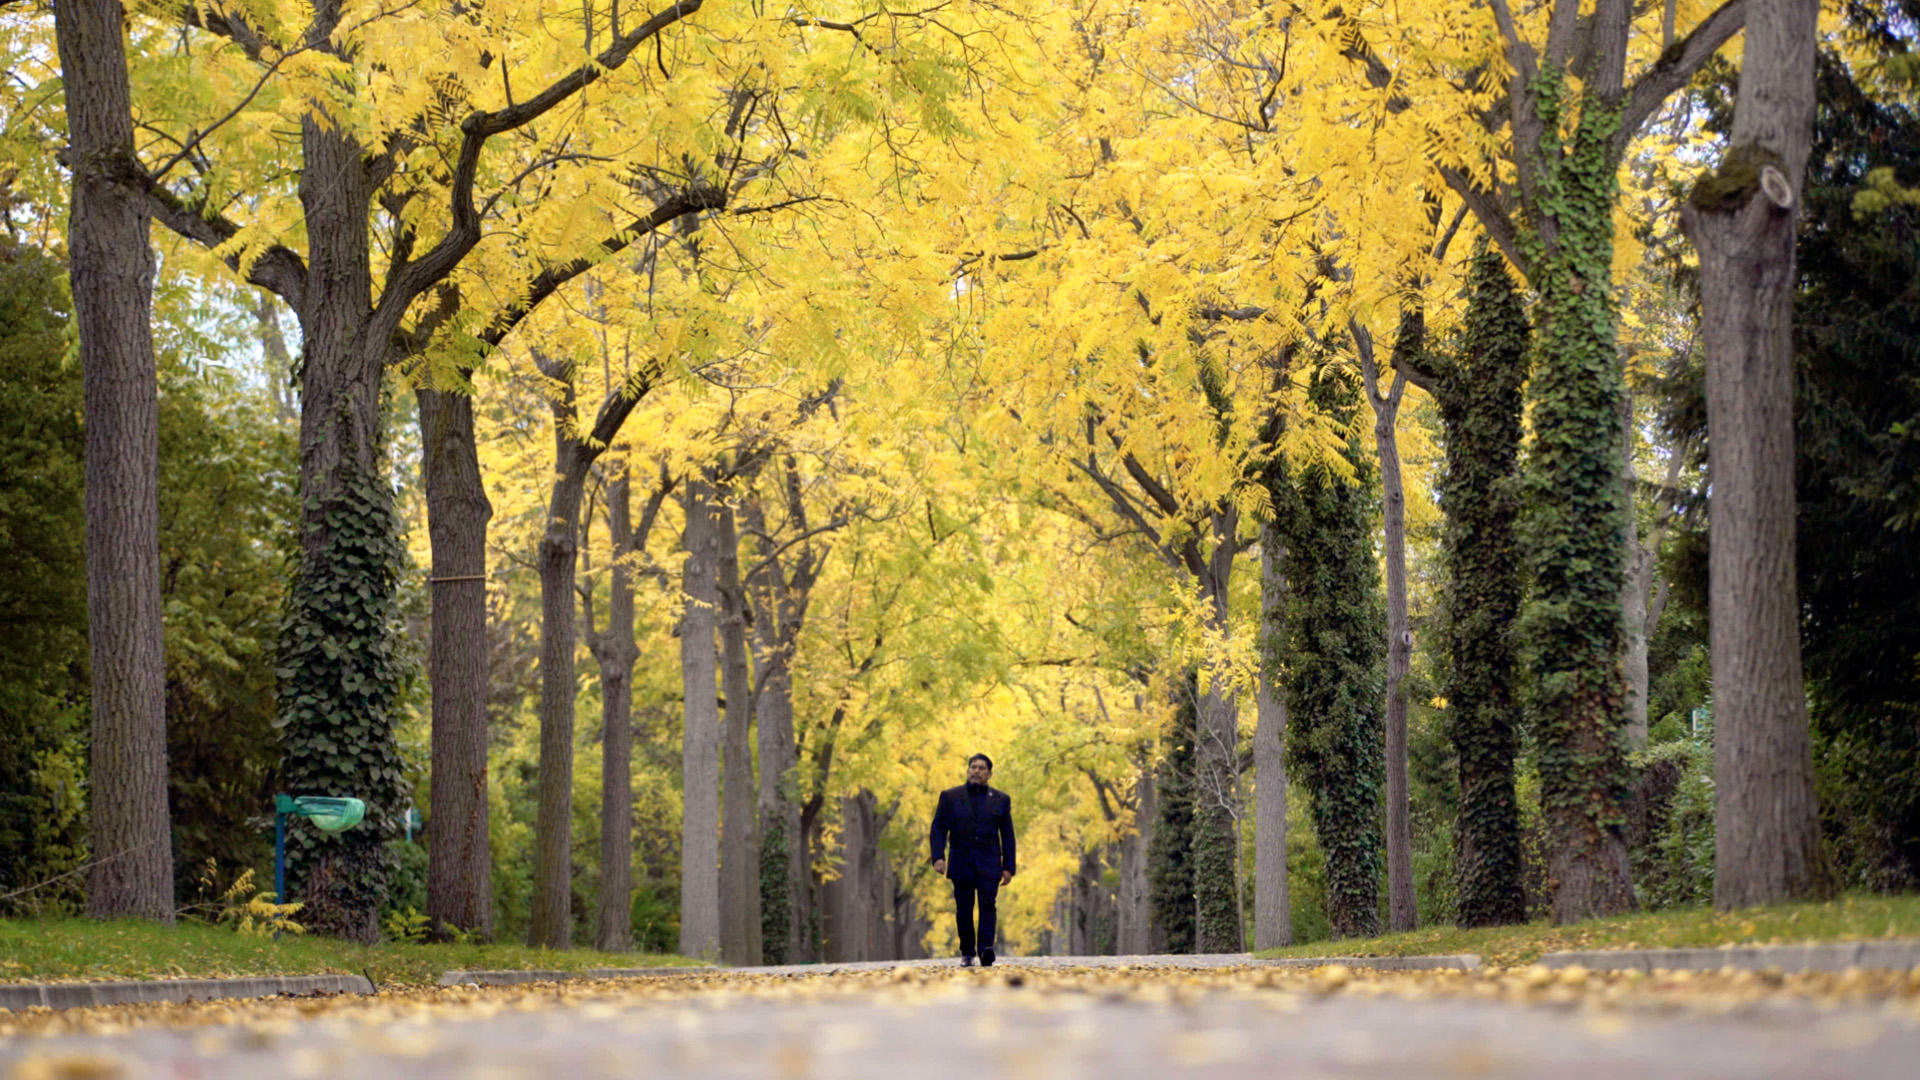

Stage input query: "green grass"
[
  {"left": 1254, "top": 894, "right": 1920, "bottom": 968},
  {"left": 0, "top": 918, "right": 703, "bottom": 989}
]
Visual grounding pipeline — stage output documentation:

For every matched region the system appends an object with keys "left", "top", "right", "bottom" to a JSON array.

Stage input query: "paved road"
[{"left": 5, "top": 959, "right": 1919, "bottom": 1079}]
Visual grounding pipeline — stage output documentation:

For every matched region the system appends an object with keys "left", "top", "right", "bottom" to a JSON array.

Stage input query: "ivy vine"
[
  {"left": 1436, "top": 246, "right": 1532, "bottom": 928},
  {"left": 1146, "top": 674, "right": 1198, "bottom": 954},
  {"left": 275, "top": 471, "right": 411, "bottom": 943},
  {"left": 1517, "top": 69, "right": 1638, "bottom": 921},
  {"left": 1273, "top": 366, "right": 1386, "bottom": 940},
  {"left": 759, "top": 814, "right": 793, "bottom": 965}
]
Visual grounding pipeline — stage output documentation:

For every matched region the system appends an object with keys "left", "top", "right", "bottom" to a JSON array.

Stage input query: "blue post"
[{"left": 274, "top": 808, "right": 286, "bottom": 904}]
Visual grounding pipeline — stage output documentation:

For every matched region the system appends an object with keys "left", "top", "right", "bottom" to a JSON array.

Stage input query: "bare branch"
[
  {"left": 1436, "top": 165, "right": 1531, "bottom": 280},
  {"left": 1611, "top": 0, "right": 1751, "bottom": 161}
]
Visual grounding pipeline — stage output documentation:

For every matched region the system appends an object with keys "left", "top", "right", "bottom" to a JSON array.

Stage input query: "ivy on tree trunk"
[
  {"left": 1146, "top": 674, "right": 1198, "bottom": 954},
  {"left": 1436, "top": 247, "right": 1531, "bottom": 929},
  {"left": 277, "top": 473, "right": 410, "bottom": 943},
  {"left": 1518, "top": 73, "right": 1638, "bottom": 923},
  {"left": 1274, "top": 367, "right": 1385, "bottom": 940}
]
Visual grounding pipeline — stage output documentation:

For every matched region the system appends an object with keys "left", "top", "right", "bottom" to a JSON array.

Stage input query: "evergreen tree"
[
  {"left": 1275, "top": 367, "right": 1386, "bottom": 940},
  {"left": 1794, "top": 42, "right": 1920, "bottom": 890}
]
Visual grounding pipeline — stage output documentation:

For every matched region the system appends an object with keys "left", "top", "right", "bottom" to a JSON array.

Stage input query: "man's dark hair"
[{"left": 968, "top": 753, "right": 994, "bottom": 771}]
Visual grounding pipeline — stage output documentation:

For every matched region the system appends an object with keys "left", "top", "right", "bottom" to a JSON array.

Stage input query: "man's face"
[{"left": 967, "top": 758, "right": 992, "bottom": 785}]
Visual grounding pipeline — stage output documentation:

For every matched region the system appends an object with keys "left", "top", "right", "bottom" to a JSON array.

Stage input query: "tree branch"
[
  {"left": 478, "top": 185, "right": 726, "bottom": 348},
  {"left": 1610, "top": 0, "right": 1751, "bottom": 161},
  {"left": 1436, "top": 165, "right": 1531, "bottom": 280},
  {"left": 378, "top": 1, "right": 708, "bottom": 331},
  {"left": 137, "top": 179, "right": 308, "bottom": 309}
]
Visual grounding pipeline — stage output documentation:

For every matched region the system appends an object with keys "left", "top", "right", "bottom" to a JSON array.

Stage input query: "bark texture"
[
  {"left": 716, "top": 497, "right": 762, "bottom": 965},
  {"left": 56, "top": 0, "right": 174, "bottom": 922},
  {"left": 1356, "top": 317, "right": 1420, "bottom": 934},
  {"left": 678, "top": 478, "right": 723, "bottom": 958},
  {"left": 1190, "top": 512, "right": 1244, "bottom": 954},
  {"left": 419, "top": 385, "right": 493, "bottom": 940},
  {"left": 745, "top": 467, "right": 822, "bottom": 965},
  {"left": 528, "top": 351, "right": 642, "bottom": 948},
  {"left": 1115, "top": 764, "right": 1155, "bottom": 954},
  {"left": 1681, "top": 0, "right": 1827, "bottom": 909},
  {"left": 587, "top": 468, "right": 658, "bottom": 952},
  {"left": 1253, "top": 528, "right": 1292, "bottom": 949}
]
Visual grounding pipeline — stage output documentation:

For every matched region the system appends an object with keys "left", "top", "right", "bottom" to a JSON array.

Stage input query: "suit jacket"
[{"left": 929, "top": 783, "right": 1016, "bottom": 886}]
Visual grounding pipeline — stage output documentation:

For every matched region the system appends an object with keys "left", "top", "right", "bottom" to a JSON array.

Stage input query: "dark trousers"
[{"left": 953, "top": 877, "right": 999, "bottom": 957}]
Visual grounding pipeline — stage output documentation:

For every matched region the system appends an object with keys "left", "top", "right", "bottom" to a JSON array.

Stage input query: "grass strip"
[
  {"left": 0, "top": 918, "right": 701, "bottom": 989},
  {"left": 1255, "top": 893, "right": 1920, "bottom": 968}
]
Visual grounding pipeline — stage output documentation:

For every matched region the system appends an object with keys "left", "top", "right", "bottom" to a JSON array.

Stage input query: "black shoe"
[
  {"left": 960, "top": 955, "right": 976, "bottom": 967},
  {"left": 981, "top": 947, "right": 996, "bottom": 967}
]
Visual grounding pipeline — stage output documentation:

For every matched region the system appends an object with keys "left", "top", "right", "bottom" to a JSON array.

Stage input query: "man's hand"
[
  {"left": 933, "top": 859, "right": 946, "bottom": 875},
  {"left": 999, "top": 869, "right": 1012, "bottom": 886}
]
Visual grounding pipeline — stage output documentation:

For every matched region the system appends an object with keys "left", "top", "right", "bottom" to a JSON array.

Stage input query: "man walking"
[{"left": 929, "top": 753, "right": 1016, "bottom": 966}]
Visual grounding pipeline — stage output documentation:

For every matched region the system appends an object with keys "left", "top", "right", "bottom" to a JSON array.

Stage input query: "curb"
[
  {"left": 1538, "top": 940, "right": 1920, "bottom": 974},
  {"left": 438, "top": 968, "right": 694, "bottom": 988},
  {"left": 0, "top": 974, "right": 374, "bottom": 1012},
  {"left": 1254, "top": 954, "right": 1483, "bottom": 971},
  {"left": 439, "top": 953, "right": 1488, "bottom": 985}
]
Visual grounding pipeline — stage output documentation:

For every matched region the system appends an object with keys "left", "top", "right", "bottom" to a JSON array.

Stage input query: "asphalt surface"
[{"left": 5, "top": 957, "right": 1919, "bottom": 1079}]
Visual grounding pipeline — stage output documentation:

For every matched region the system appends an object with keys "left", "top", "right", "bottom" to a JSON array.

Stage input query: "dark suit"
[{"left": 929, "top": 782, "right": 1016, "bottom": 957}]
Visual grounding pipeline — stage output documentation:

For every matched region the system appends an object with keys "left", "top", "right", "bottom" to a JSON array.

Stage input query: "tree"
[
  {"left": 53, "top": 0, "right": 173, "bottom": 921},
  {"left": 1146, "top": 675, "right": 1198, "bottom": 954},
  {"left": 583, "top": 463, "right": 674, "bottom": 951},
  {"left": 0, "top": 240, "right": 86, "bottom": 908},
  {"left": 418, "top": 380, "right": 495, "bottom": 939},
  {"left": 1794, "top": 41, "right": 1920, "bottom": 891},
  {"left": 1274, "top": 366, "right": 1386, "bottom": 941},
  {"left": 1252, "top": 525, "right": 1290, "bottom": 949},
  {"left": 526, "top": 346, "right": 649, "bottom": 948},
  {"left": 744, "top": 457, "right": 835, "bottom": 964},
  {"left": 1372, "top": 0, "right": 1757, "bottom": 922},
  {"left": 1681, "top": 0, "right": 1827, "bottom": 908},
  {"left": 715, "top": 481, "right": 762, "bottom": 965},
  {"left": 678, "top": 475, "right": 723, "bottom": 958},
  {"left": 1348, "top": 197, "right": 1470, "bottom": 935},
  {"left": 1433, "top": 247, "right": 1531, "bottom": 928}
]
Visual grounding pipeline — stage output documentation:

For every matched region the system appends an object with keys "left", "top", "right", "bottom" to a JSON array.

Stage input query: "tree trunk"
[
  {"left": 746, "top": 468, "right": 825, "bottom": 963},
  {"left": 275, "top": 112, "right": 406, "bottom": 944},
  {"left": 592, "top": 470, "right": 639, "bottom": 952},
  {"left": 1253, "top": 527, "right": 1292, "bottom": 949},
  {"left": 678, "top": 477, "right": 723, "bottom": 958},
  {"left": 56, "top": 0, "right": 174, "bottom": 922},
  {"left": 525, "top": 347, "right": 644, "bottom": 949},
  {"left": 419, "top": 385, "right": 493, "bottom": 941},
  {"left": 1116, "top": 766, "right": 1154, "bottom": 954},
  {"left": 716, "top": 497, "right": 761, "bottom": 965},
  {"left": 1147, "top": 674, "right": 1198, "bottom": 953},
  {"left": 1522, "top": 98, "right": 1640, "bottom": 926},
  {"left": 1622, "top": 517, "right": 1656, "bottom": 749},
  {"left": 1274, "top": 369, "right": 1386, "bottom": 940},
  {"left": 750, "top": 555, "right": 805, "bottom": 964},
  {"left": 1440, "top": 249, "right": 1531, "bottom": 929},
  {"left": 824, "top": 792, "right": 872, "bottom": 962},
  {"left": 1191, "top": 513, "right": 1243, "bottom": 954},
  {"left": 1372, "top": 380, "right": 1418, "bottom": 933},
  {"left": 528, "top": 440, "right": 591, "bottom": 949},
  {"left": 1682, "top": 0, "right": 1826, "bottom": 909}
]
